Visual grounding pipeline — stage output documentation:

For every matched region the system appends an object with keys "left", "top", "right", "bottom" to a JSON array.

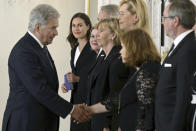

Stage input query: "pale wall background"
[
  {"left": 1, "top": 0, "right": 195, "bottom": 131},
  {"left": 0, "top": 0, "right": 88, "bottom": 130}
]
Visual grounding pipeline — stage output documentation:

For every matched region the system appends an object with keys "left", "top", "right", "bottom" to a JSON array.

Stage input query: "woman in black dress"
[{"left": 118, "top": 29, "right": 161, "bottom": 131}]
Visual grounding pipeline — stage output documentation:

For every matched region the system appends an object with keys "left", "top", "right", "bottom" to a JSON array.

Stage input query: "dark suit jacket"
[
  {"left": 2, "top": 33, "right": 73, "bottom": 131},
  {"left": 87, "top": 45, "right": 135, "bottom": 131},
  {"left": 70, "top": 42, "right": 96, "bottom": 104},
  {"left": 70, "top": 43, "right": 96, "bottom": 131},
  {"left": 155, "top": 31, "right": 196, "bottom": 131}
]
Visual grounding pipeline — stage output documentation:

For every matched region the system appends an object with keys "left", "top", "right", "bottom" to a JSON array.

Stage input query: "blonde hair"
[
  {"left": 97, "top": 18, "right": 121, "bottom": 45},
  {"left": 121, "top": 29, "right": 161, "bottom": 67},
  {"left": 120, "top": 0, "right": 150, "bottom": 33}
]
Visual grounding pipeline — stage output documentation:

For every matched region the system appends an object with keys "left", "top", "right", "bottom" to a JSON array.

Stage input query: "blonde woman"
[
  {"left": 118, "top": 0, "right": 150, "bottom": 33},
  {"left": 87, "top": 18, "right": 135, "bottom": 131}
]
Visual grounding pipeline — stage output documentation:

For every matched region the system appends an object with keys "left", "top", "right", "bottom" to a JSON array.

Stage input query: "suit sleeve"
[
  {"left": 171, "top": 50, "right": 196, "bottom": 130},
  {"left": 101, "top": 58, "right": 133, "bottom": 111},
  {"left": 12, "top": 49, "right": 73, "bottom": 118}
]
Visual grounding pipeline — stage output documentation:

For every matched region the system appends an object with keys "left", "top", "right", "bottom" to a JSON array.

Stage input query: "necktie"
[
  {"left": 168, "top": 43, "right": 175, "bottom": 55},
  {"left": 161, "top": 43, "right": 175, "bottom": 66},
  {"left": 43, "top": 46, "right": 53, "bottom": 69}
]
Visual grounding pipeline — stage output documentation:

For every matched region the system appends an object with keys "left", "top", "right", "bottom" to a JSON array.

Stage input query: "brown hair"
[
  {"left": 97, "top": 18, "right": 121, "bottom": 45},
  {"left": 120, "top": 0, "right": 150, "bottom": 33},
  {"left": 67, "top": 12, "right": 92, "bottom": 48},
  {"left": 121, "top": 28, "right": 161, "bottom": 67}
]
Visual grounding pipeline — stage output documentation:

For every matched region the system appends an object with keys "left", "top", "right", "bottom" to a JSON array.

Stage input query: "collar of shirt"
[
  {"left": 28, "top": 30, "right": 44, "bottom": 48},
  {"left": 97, "top": 48, "right": 103, "bottom": 57},
  {"left": 173, "top": 29, "right": 193, "bottom": 49}
]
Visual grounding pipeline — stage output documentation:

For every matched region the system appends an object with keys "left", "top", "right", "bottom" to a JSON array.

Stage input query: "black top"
[
  {"left": 86, "top": 45, "right": 135, "bottom": 131},
  {"left": 70, "top": 42, "right": 96, "bottom": 104},
  {"left": 119, "top": 61, "right": 160, "bottom": 131}
]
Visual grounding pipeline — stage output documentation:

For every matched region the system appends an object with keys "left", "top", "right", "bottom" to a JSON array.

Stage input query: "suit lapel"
[
  {"left": 75, "top": 42, "right": 90, "bottom": 69},
  {"left": 90, "top": 45, "right": 120, "bottom": 88},
  {"left": 25, "top": 33, "right": 58, "bottom": 86},
  {"left": 159, "top": 31, "right": 195, "bottom": 74}
]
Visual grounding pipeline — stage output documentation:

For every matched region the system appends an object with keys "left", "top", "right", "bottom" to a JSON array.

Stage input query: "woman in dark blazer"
[
  {"left": 87, "top": 18, "right": 136, "bottom": 131},
  {"left": 62, "top": 12, "right": 96, "bottom": 131},
  {"left": 118, "top": 29, "right": 161, "bottom": 131}
]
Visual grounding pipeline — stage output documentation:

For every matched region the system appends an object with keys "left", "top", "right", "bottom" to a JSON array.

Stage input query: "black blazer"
[
  {"left": 87, "top": 45, "right": 135, "bottom": 131},
  {"left": 155, "top": 31, "right": 196, "bottom": 131},
  {"left": 2, "top": 33, "right": 73, "bottom": 131},
  {"left": 70, "top": 42, "right": 96, "bottom": 131},
  {"left": 119, "top": 61, "right": 160, "bottom": 131},
  {"left": 70, "top": 42, "right": 96, "bottom": 104}
]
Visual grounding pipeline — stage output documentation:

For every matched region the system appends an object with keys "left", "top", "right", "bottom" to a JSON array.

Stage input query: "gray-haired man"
[{"left": 2, "top": 4, "right": 91, "bottom": 131}]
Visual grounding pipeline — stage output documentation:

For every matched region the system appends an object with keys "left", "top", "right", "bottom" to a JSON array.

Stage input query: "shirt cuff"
[
  {"left": 70, "top": 105, "right": 75, "bottom": 114},
  {"left": 191, "top": 95, "right": 196, "bottom": 104}
]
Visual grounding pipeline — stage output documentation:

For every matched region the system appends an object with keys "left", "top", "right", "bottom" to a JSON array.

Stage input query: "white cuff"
[
  {"left": 191, "top": 95, "right": 196, "bottom": 104},
  {"left": 70, "top": 105, "right": 74, "bottom": 114}
]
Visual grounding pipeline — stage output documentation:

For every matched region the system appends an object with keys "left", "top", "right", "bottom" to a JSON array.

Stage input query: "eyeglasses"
[
  {"left": 161, "top": 16, "right": 175, "bottom": 22},
  {"left": 119, "top": 11, "right": 130, "bottom": 17}
]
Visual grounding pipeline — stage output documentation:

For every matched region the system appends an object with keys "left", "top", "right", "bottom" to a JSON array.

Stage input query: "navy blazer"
[
  {"left": 155, "top": 31, "right": 196, "bottom": 131},
  {"left": 2, "top": 33, "right": 73, "bottom": 131}
]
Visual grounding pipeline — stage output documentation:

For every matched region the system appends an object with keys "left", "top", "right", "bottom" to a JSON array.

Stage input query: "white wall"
[
  {"left": 0, "top": 0, "right": 85, "bottom": 130},
  {"left": 90, "top": 0, "right": 98, "bottom": 25}
]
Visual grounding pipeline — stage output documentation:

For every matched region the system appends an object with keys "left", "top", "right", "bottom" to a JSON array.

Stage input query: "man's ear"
[
  {"left": 34, "top": 23, "right": 41, "bottom": 33},
  {"left": 173, "top": 16, "right": 180, "bottom": 27}
]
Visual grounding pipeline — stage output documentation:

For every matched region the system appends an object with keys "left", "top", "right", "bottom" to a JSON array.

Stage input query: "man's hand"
[{"left": 71, "top": 104, "right": 92, "bottom": 123}]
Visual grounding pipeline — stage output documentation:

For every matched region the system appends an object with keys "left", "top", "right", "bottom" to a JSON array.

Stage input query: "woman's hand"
[
  {"left": 66, "top": 72, "right": 79, "bottom": 83},
  {"left": 61, "top": 83, "right": 68, "bottom": 93},
  {"left": 136, "top": 129, "right": 145, "bottom": 131},
  {"left": 103, "top": 128, "right": 110, "bottom": 131}
]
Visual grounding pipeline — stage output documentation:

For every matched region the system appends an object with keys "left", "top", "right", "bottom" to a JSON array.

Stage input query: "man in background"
[
  {"left": 155, "top": 1, "right": 196, "bottom": 131},
  {"left": 97, "top": 4, "right": 119, "bottom": 21}
]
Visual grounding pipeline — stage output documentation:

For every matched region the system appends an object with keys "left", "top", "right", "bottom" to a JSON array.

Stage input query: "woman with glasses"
[
  {"left": 118, "top": 0, "right": 150, "bottom": 33},
  {"left": 117, "top": 0, "right": 159, "bottom": 131}
]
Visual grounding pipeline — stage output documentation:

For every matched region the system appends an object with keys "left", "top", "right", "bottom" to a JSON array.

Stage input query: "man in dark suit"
[
  {"left": 155, "top": 1, "right": 196, "bottom": 131},
  {"left": 2, "top": 4, "right": 91, "bottom": 131}
]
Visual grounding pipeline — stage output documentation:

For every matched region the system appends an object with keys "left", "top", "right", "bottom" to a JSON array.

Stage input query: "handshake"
[{"left": 70, "top": 104, "right": 94, "bottom": 123}]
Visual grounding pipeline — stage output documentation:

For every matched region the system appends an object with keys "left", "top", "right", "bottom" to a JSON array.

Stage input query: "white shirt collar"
[
  {"left": 97, "top": 48, "right": 103, "bottom": 57},
  {"left": 28, "top": 30, "right": 44, "bottom": 48},
  {"left": 173, "top": 29, "right": 193, "bottom": 48}
]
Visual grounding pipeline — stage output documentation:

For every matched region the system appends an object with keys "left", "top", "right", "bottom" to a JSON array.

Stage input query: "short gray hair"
[
  {"left": 168, "top": 1, "right": 196, "bottom": 29},
  {"left": 28, "top": 4, "right": 60, "bottom": 32},
  {"left": 101, "top": 4, "right": 119, "bottom": 18}
]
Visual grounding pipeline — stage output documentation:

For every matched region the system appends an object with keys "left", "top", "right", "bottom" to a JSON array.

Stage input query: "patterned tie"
[{"left": 43, "top": 45, "right": 53, "bottom": 69}]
